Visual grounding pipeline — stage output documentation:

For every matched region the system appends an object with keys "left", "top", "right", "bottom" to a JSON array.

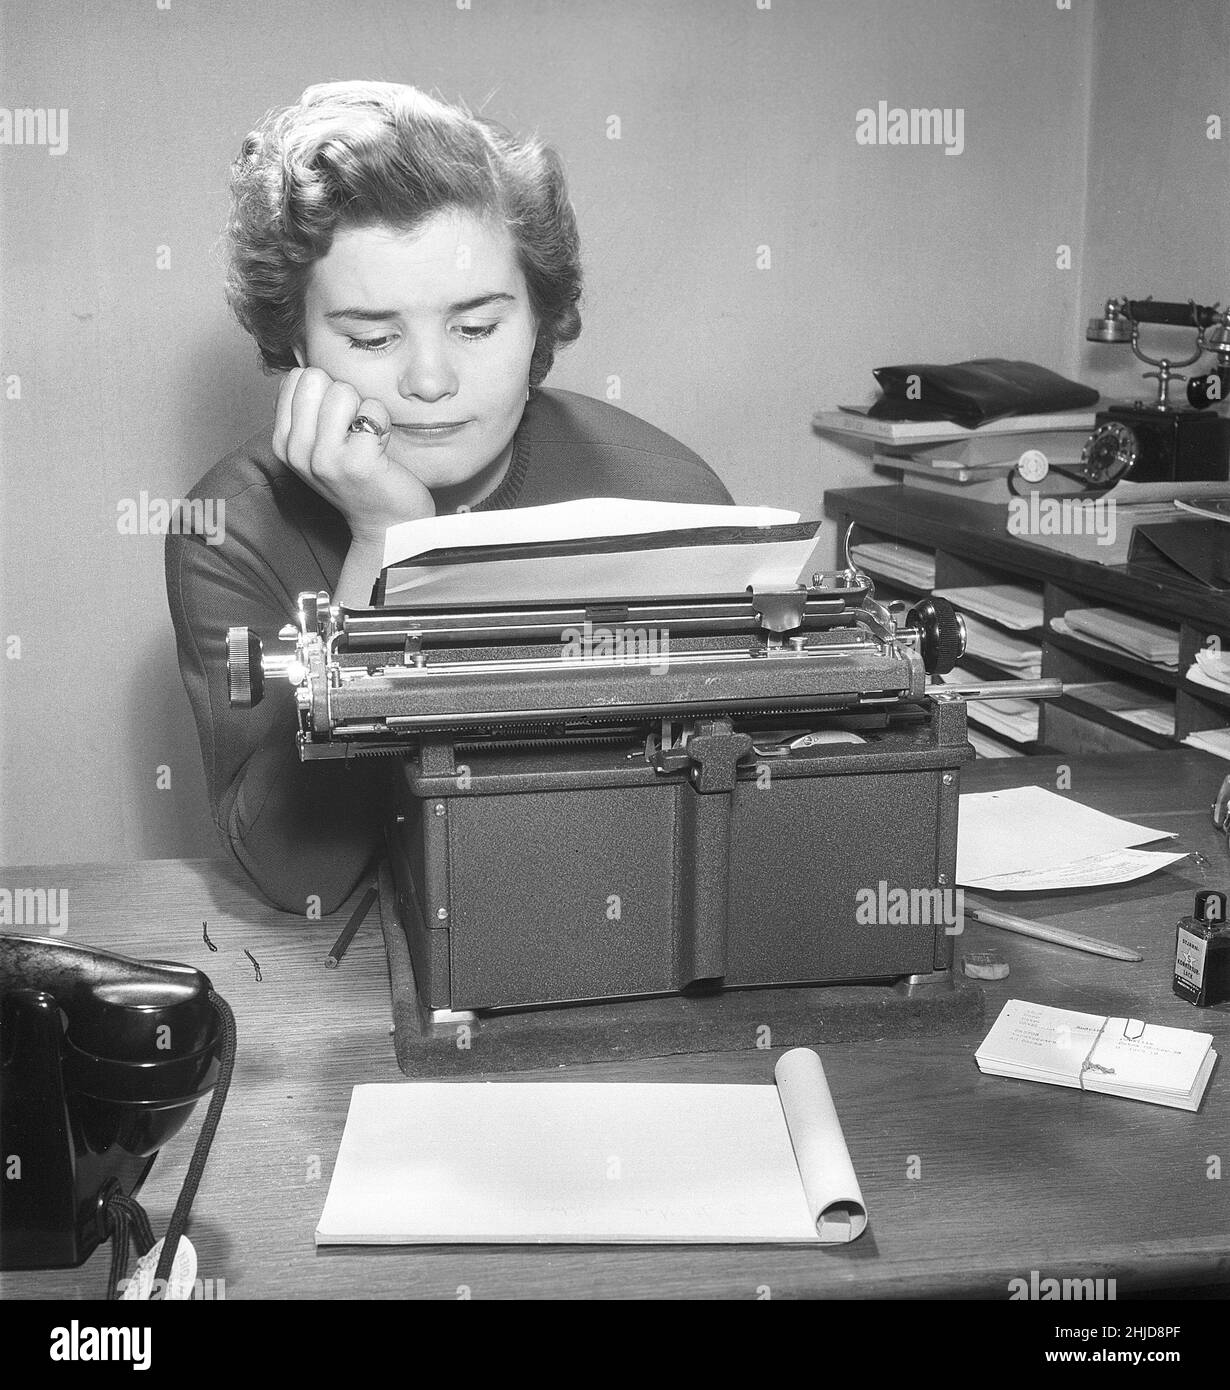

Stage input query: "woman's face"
[{"left": 299, "top": 210, "right": 538, "bottom": 491}]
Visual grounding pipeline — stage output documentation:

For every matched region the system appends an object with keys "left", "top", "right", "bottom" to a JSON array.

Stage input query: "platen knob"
[
  {"left": 226, "top": 627, "right": 264, "bottom": 708},
  {"left": 907, "top": 597, "right": 966, "bottom": 676}
]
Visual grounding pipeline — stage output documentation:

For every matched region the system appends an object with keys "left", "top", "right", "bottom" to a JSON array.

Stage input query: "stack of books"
[{"left": 813, "top": 409, "right": 1097, "bottom": 500}]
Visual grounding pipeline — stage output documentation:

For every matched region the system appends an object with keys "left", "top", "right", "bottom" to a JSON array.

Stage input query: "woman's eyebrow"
[{"left": 324, "top": 292, "right": 517, "bottom": 322}]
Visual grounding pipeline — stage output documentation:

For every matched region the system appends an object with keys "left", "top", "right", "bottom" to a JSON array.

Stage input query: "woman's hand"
[{"left": 272, "top": 367, "right": 435, "bottom": 543}]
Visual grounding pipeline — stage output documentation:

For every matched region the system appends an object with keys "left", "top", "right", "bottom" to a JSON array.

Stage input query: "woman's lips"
[{"left": 392, "top": 420, "right": 471, "bottom": 440}]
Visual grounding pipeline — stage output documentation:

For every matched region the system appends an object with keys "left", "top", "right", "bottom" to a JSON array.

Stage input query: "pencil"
[
  {"left": 325, "top": 885, "right": 378, "bottom": 968},
  {"left": 964, "top": 900, "right": 1143, "bottom": 963}
]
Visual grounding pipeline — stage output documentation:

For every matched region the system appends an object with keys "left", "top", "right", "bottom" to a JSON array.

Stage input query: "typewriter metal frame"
[{"left": 229, "top": 570, "right": 1055, "bottom": 1015}]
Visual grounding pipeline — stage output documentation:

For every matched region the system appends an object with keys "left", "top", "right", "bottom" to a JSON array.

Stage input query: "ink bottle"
[{"left": 1173, "top": 889, "right": 1230, "bottom": 1007}]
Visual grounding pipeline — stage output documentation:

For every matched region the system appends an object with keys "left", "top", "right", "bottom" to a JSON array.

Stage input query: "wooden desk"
[{"left": 2, "top": 751, "right": 1229, "bottom": 1301}]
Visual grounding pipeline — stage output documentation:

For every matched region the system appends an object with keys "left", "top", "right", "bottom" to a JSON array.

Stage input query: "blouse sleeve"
[{"left": 164, "top": 496, "right": 392, "bottom": 916}]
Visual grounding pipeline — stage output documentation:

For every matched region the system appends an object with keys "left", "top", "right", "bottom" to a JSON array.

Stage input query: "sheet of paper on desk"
[
  {"left": 315, "top": 1049, "right": 867, "bottom": 1245},
  {"left": 956, "top": 785, "right": 1179, "bottom": 889},
  {"left": 964, "top": 848, "right": 1188, "bottom": 893}
]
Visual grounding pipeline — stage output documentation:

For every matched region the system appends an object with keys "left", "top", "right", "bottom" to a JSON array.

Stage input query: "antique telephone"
[
  {"left": 0, "top": 935, "right": 234, "bottom": 1296},
  {"left": 1015, "top": 297, "right": 1230, "bottom": 494},
  {"left": 1082, "top": 296, "right": 1230, "bottom": 484}
]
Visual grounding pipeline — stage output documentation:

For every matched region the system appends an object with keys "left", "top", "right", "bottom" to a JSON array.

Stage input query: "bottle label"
[{"left": 1175, "top": 926, "right": 1207, "bottom": 992}]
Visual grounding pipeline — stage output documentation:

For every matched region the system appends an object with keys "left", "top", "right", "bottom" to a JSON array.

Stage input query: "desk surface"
[{"left": 3, "top": 750, "right": 1229, "bottom": 1301}]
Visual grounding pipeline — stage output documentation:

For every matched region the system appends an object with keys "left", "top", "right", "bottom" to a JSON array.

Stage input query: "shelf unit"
[{"left": 826, "top": 486, "right": 1230, "bottom": 759}]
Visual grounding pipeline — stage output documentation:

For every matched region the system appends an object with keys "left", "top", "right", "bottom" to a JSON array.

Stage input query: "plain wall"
[
  {"left": 1077, "top": 0, "right": 1230, "bottom": 398},
  {"left": 0, "top": 0, "right": 1222, "bottom": 868}
]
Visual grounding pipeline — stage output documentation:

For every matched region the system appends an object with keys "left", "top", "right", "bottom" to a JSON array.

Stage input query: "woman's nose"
[{"left": 396, "top": 338, "right": 459, "bottom": 401}]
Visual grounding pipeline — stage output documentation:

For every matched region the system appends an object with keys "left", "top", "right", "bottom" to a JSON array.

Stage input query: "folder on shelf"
[
  {"left": 933, "top": 585, "right": 1043, "bottom": 632},
  {"left": 1055, "top": 608, "right": 1180, "bottom": 668},
  {"left": 1127, "top": 521, "right": 1230, "bottom": 592}
]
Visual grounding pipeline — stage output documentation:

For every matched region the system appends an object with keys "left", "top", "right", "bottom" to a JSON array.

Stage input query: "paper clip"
[{"left": 1122, "top": 1018, "right": 1146, "bottom": 1041}]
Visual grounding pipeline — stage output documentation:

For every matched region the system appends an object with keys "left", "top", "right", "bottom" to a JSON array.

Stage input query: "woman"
[{"left": 166, "top": 80, "right": 732, "bottom": 915}]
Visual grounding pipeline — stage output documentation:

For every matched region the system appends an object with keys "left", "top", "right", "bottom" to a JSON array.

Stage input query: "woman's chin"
[{"left": 387, "top": 445, "right": 469, "bottom": 491}]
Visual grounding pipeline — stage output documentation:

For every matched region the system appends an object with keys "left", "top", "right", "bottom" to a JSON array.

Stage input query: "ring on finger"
[{"left": 348, "top": 414, "right": 390, "bottom": 440}]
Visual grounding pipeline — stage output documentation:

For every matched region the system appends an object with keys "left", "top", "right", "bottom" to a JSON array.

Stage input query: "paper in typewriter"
[
  {"left": 315, "top": 1048, "right": 867, "bottom": 1245},
  {"left": 379, "top": 498, "right": 818, "bottom": 605}
]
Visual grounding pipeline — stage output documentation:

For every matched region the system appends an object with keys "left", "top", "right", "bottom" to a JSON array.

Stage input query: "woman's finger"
[
  {"left": 271, "top": 367, "right": 306, "bottom": 463},
  {"left": 283, "top": 368, "right": 331, "bottom": 472}
]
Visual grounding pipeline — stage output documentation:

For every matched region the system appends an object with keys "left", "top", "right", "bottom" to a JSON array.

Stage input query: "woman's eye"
[
  {"left": 456, "top": 323, "right": 499, "bottom": 341},
  {"left": 348, "top": 336, "right": 395, "bottom": 354}
]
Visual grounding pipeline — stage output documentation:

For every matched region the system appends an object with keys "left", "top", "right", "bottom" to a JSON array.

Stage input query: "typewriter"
[{"left": 227, "top": 544, "right": 1057, "bottom": 1016}]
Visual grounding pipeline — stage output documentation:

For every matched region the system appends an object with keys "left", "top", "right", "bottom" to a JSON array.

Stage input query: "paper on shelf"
[
  {"left": 1183, "top": 729, "right": 1230, "bottom": 761},
  {"left": 956, "top": 785, "right": 1176, "bottom": 886},
  {"left": 965, "top": 702, "right": 1040, "bottom": 744},
  {"left": 849, "top": 540, "right": 936, "bottom": 589},
  {"left": 1191, "top": 649, "right": 1230, "bottom": 692},
  {"left": 934, "top": 584, "right": 1043, "bottom": 632},
  {"left": 959, "top": 615, "right": 1042, "bottom": 676},
  {"left": 1057, "top": 608, "right": 1180, "bottom": 667},
  {"left": 966, "top": 728, "right": 1025, "bottom": 759},
  {"left": 1118, "top": 708, "right": 1176, "bottom": 736}
]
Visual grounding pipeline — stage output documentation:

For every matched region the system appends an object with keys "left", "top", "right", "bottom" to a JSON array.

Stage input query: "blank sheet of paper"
[{"left": 956, "top": 785, "right": 1175, "bottom": 886}]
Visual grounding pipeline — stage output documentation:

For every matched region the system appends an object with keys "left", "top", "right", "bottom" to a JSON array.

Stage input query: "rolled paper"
[{"left": 774, "top": 1047, "right": 868, "bottom": 1242}]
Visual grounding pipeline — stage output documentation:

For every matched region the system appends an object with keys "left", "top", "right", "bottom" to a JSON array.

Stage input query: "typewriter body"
[{"left": 229, "top": 565, "right": 1046, "bottom": 1015}]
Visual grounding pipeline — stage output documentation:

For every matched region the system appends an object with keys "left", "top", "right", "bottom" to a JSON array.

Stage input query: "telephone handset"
[{"left": 0, "top": 934, "right": 230, "bottom": 1286}]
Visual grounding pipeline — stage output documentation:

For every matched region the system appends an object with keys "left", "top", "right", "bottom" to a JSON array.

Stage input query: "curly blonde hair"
[{"left": 225, "top": 81, "right": 582, "bottom": 386}]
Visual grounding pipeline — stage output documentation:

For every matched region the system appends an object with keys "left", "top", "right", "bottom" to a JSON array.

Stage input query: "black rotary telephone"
[
  {"left": 0, "top": 935, "right": 234, "bottom": 1296},
  {"left": 1014, "top": 297, "right": 1230, "bottom": 496}
]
